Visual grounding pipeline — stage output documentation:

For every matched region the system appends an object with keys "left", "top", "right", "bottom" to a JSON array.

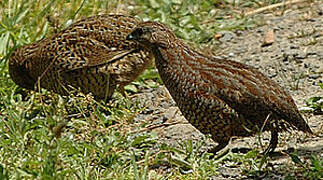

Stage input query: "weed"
[{"left": 0, "top": 0, "right": 320, "bottom": 179}]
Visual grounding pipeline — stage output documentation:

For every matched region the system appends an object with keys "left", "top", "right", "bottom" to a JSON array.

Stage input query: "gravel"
[{"left": 131, "top": 1, "right": 323, "bottom": 179}]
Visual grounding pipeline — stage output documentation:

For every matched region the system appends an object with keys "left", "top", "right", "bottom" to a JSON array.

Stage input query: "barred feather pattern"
[
  {"left": 9, "top": 14, "right": 153, "bottom": 100},
  {"left": 128, "top": 21, "right": 312, "bottom": 152}
]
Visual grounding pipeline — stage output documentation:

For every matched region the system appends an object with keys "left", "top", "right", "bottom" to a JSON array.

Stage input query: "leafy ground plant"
[
  {"left": 305, "top": 83, "right": 323, "bottom": 114},
  {"left": 0, "top": 0, "right": 321, "bottom": 179}
]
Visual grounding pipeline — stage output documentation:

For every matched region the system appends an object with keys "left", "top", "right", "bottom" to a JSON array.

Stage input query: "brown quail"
[
  {"left": 9, "top": 14, "right": 153, "bottom": 101},
  {"left": 127, "top": 21, "right": 313, "bottom": 154}
]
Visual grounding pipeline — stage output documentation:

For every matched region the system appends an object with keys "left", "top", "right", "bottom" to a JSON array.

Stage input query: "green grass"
[
  {"left": 0, "top": 0, "right": 321, "bottom": 179},
  {"left": 305, "top": 83, "right": 323, "bottom": 113}
]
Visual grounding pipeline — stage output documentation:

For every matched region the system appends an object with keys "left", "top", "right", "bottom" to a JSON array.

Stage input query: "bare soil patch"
[{"left": 132, "top": 1, "right": 322, "bottom": 179}]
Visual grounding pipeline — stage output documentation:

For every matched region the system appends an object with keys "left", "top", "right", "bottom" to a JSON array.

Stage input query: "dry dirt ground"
[{"left": 131, "top": 1, "right": 322, "bottom": 179}]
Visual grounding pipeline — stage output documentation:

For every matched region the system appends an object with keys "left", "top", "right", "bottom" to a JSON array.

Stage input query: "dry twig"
[{"left": 245, "top": 0, "right": 310, "bottom": 16}]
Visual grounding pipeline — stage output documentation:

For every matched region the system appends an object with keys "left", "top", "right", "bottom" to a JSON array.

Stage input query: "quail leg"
[
  {"left": 208, "top": 138, "right": 230, "bottom": 154},
  {"left": 264, "top": 130, "right": 278, "bottom": 154},
  {"left": 119, "top": 85, "right": 129, "bottom": 98}
]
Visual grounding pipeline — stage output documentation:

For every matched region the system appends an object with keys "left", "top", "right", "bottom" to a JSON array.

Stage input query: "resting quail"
[
  {"left": 127, "top": 21, "right": 313, "bottom": 153},
  {"left": 9, "top": 14, "right": 153, "bottom": 101}
]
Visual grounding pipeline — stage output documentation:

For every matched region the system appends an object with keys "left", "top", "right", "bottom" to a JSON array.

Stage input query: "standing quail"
[
  {"left": 127, "top": 21, "right": 313, "bottom": 153},
  {"left": 9, "top": 14, "right": 153, "bottom": 101}
]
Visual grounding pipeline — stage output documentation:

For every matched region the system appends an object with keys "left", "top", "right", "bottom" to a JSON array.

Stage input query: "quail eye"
[{"left": 136, "top": 28, "right": 144, "bottom": 37}]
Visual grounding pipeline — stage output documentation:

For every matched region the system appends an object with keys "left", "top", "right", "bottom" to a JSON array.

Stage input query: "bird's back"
[
  {"left": 9, "top": 14, "right": 153, "bottom": 100},
  {"left": 156, "top": 40, "right": 312, "bottom": 135}
]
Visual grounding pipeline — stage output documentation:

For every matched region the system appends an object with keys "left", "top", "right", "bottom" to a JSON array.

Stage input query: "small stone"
[
  {"left": 65, "top": 19, "right": 73, "bottom": 27},
  {"left": 235, "top": 30, "right": 244, "bottom": 36},
  {"left": 309, "top": 74, "right": 321, "bottom": 79},
  {"left": 262, "top": 29, "right": 275, "bottom": 47},
  {"left": 269, "top": 72, "right": 278, "bottom": 78},
  {"left": 219, "top": 31, "right": 235, "bottom": 42},
  {"left": 307, "top": 51, "right": 317, "bottom": 56},
  {"left": 290, "top": 45, "right": 299, "bottom": 49},
  {"left": 282, "top": 54, "right": 289, "bottom": 62},
  {"left": 299, "top": 107, "right": 314, "bottom": 112},
  {"left": 214, "top": 33, "right": 223, "bottom": 40},
  {"left": 296, "top": 53, "right": 307, "bottom": 59}
]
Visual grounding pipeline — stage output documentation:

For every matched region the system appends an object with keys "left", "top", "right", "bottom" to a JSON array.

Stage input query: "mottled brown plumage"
[
  {"left": 127, "top": 21, "right": 312, "bottom": 153},
  {"left": 9, "top": 14, "right": 153, "bottom": 101}
]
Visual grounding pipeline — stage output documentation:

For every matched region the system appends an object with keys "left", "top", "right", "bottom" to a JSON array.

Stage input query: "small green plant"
[
  {"left": 288, "top": 152, "right": 323, "bottom": 180},
  {"left": 306, "top": 96, "right": 323, "bottom": 112},
  {"left": 306, "top": 155, "right": 323, "bottom": 179},
  {"left": 305, "top": 82, "right": 323, "bottom": 113},
  {"left": 0, "top": 164, "right": 9, "bottom": 180},
  {"left": 226, "top": 149, "right": 269, "bottom": 178},
  {"left": 0, "top": 0, "right": 320, "bottom": 179}
]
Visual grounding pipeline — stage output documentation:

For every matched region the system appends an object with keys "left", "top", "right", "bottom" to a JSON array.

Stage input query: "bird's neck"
[
  {"left": 153, "top": 40, "right": 205, "bottom": 79},
  {"left": 152, "top": 40, "right": 206, "bottom": 99}
]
